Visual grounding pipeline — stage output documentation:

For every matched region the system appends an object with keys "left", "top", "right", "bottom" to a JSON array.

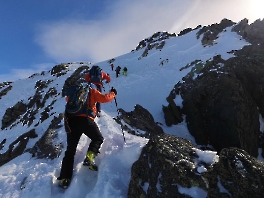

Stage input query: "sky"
[
  {"left": 1, "top": 0, "right": 264, "bottom": 82},
  {"left": 0, "top": 22, "right": 263, "bottom": 197}
]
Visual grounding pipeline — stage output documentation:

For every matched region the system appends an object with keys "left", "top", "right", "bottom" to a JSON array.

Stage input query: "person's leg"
[
  {"left": 84, "top": 118, "right": 104, "bottom": 153},
  {"left": 58, "top": 135, "right": 81, "bottom": 180},
  {"left": 58, "top": 117, "right": 83, "bottom": 180},
  {"left": 82, "top": 118, "right": 104, "bottom": 170}
]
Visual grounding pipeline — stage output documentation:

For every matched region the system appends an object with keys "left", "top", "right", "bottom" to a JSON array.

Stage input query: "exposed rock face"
[
  {"left": 128, "top": 134, "right": 264, "bottom": 197},
  {"left": 181, "top": 54, "right": 260, "bottom": 157},
  {"left": 231, "top": 45, "right": 264, "bottom": 117},
  {"left": 0, "top": 82, "right": 12, "bottom": 99},
  {"left": 128, "top": 133, "right": 206, "bottom": 198},
  {"left": 0, "top": 82, "right": 12, "bottom": 88},
  {"left": 162, "top": 82, "right": 183, "bottom": 126},
  {"left": 0, "top": 63, "right": 89, "bottom": 167},
  {"left": 177, "top": 25, "right": 202, "bottom": 36},
  {"left": 134, "top": 31, "right": 176, "bottom": 59},
  {"left": 135, "top": 32, "right": 176, "bottom": 51},
  {"left": 118, "top": 104, "right": 164, "bottom": 138},
  {"left": 232, "top": 18, "right": 264, "bottom": 45},
  {"left": 0, "top": 129, "right": 38, "bottom": 166},
  {"left": 29, "top": 114, "right": 64, "bottom": 159},
  {"left": 1, "top": 101, "right": 27, "bottom": 129},
  {"left": 197, "top": 18, "right": 236, "bottom": 46},
  {"left": 163, "top": 19, "right": 264, "bottom": 158},
  {"left": 0, "top": 66, "right": 68, "bottom": 166},
  {"left": 204, "top": 148, "right": 264, "bottom": 198},
  {"left": 51, "top": 63, "right": 69, "bottom": 77},
  {"left": 1, "top": 78, "right": 62, "bottom": 130}
]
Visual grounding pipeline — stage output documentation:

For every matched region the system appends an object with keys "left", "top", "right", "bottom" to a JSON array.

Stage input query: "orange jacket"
[
  {"left": 65, "top": 88, "right": 115, "bottom": 120},
  {"left": 85, "top": 71, "right": 111, "bottom": 86}
]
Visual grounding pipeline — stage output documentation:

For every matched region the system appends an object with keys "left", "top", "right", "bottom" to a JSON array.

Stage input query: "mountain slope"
[{"left": 0, "top": 18, "right": 262, "bottom": 197}]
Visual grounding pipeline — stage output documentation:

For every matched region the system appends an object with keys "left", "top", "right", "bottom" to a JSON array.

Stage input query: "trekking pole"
[
  {"left": 113, "top": 96, "right": 126, "bottom": 143},
  {"left": 101, "top": 81, "right": 105, "bottom": 92},
  {"left": 108, "top": 83, "right": 113, "bottom": 108}
]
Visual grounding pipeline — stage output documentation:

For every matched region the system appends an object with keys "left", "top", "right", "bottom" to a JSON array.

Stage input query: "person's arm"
[
  {"left": 92, "top": 88, "right": 115, "bottom": 103},
  {"left": 102, "top": 72, "right": 111, "bottom": 83}
]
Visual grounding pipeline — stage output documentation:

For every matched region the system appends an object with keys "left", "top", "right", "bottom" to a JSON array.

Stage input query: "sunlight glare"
[{"left": 251, "top": 0, "right": 264, "bottom": 20}]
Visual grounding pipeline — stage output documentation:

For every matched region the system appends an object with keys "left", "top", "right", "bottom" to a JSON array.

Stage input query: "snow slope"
[{"left": 0, "top": 25, "right": 254, "bottom": 198}]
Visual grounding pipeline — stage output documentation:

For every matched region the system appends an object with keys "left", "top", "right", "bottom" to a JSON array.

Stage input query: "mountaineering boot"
[
  {"left": 83, "top": 150, "right": 98, "bottom": 171},
  {"left": 59, "top": 178, "right": 71, "bottom": 189}
]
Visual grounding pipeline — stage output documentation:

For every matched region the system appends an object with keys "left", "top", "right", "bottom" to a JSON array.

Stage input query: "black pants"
[{"left": 58, "top": 116, "right": 104, "bottom": 180}]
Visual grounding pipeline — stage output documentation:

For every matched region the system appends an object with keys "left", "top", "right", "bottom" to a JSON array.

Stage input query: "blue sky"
[{"left": 1, "top": 0, "right": 263, "bottom": 82}]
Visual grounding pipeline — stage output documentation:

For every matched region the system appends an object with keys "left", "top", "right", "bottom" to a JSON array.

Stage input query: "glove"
[{"left": 110, "top": 87, "right": 117, "bottom": 95}]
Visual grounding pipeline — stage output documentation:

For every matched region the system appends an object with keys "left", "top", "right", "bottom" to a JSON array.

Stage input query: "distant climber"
[
  {"left": 110, "top": 63, "right": 114, "bottom": 71},
  {"left": 122, "top": 67, "right": 128, "bottom": 76},
  {"left": 115, "top": 66, "right": 121, "bottom": 78},
  {"left": 85, "top": 65, "right": 111, "bottom": 116}
]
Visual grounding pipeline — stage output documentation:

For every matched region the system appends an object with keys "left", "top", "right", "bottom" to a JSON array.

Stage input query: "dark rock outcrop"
[
  {"left": 180, "top": 54, "right": 260, "bottom": 157},
  {"left": 163, "top": 19, "right": 264, "bottom": 157},
  {"left": 0, "top": 82, "right": 12, "bottom": 99},
  {"left": 162, "top": 82, "right": 183, "bottom": 126},
  {"left": 177, "top": 25, "right": 202, "bottom": 36},
  {"left": 0, "top": 82, "right": 12, "bottom": 89},
  {"left": 204, "top": 148, "right": 264, "bottom": 198},
  {"left": 197, "top": 18, "right": 236, "bottom": 46},
  {"left": 29, "top": 114, "right": 64, "bottom": 160},
  {"left": 1, "top": 101, "right": 27, "bottom": 129},
  {"left": 51, "top": 63, "right": 69, "bottom": 77},
  {"left": 1, "top": 79, "right": 60, "bottom": 129},
  {"left": 135, "top": 32, "right": 176, "bottom": 59},
  {"left": 135, "top": 32, "right": 176, "bottom": 51},
  {"left": 0, "top": 129, "right": 38, "bottom": 166},
  {"left": 128, "top": 133, "right": 205, "bottom": 198},
  {"left": 128, "top": 134, "right": 264, "bottom": 198},
  {"left": 232, "top": 18, "right": 264, "bottom": 45},
  {"left": 118, "top": 104, "right": 164, "bottom": 138}
]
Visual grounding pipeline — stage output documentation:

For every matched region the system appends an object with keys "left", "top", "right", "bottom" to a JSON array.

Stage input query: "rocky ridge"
[{"left": 0, "top": 18, "right": 264, "bottom": 197}]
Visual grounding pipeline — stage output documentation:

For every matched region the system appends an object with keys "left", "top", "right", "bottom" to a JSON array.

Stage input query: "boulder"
[
  {"left": 118, "top": 104, "right": 164, "bottom": 138},
  {"left": 128, "top": 134, "right": 264, "bottom": 197},
  {"left": 128, "top": 133, "right": 208, "bottom": 198},
  {"left": 1, "top": 101, "right": 27, "bottom": 129},
  {"left": 204, "top": 147, "right": 264, "bottom": 197}
]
